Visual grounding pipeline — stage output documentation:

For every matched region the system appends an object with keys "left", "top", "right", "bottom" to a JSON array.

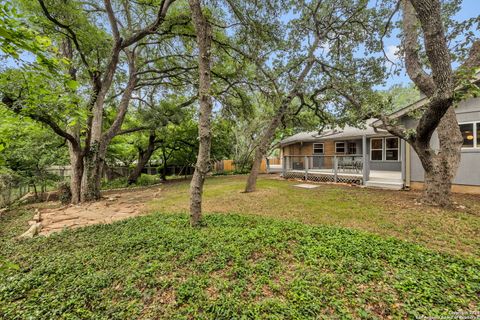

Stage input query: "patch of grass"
[
  {"left": 147, "top": 175, "right": 480, "bottom": 258},
  {"left": 0, "top": 213, "right": 479, "bottom": 319}
]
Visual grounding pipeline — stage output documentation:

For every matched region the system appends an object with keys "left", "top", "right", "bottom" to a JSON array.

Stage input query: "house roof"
[
  {"left": 371, "top": 72, "right": 480, "bottom": 127},
  {"left": 279, "top": 119, "right": 388, "bottom": 146},
  {"left": 281, "top": 73, "right": 480, "bottom": 146}
]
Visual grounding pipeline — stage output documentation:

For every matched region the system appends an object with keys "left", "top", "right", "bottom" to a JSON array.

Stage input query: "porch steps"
[{"left": 365, "top": 178, "right": 404, "bottom": 190}]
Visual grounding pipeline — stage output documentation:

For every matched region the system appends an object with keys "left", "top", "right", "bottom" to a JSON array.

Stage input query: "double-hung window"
[
  {"left": 313, "top": 143, "right": 324, "bottom": 154},
  {"left": 347, "top": 142, "right": 357, "bottom": 155},
  {"left": 385, "top": 138, "right": 399, "bottom": 161},
  {"left": 335, "top": 142, "right": 345, "bottom": 153},
  {"left": 459, "top": 122, "right": 480, "bottom": 148},
  {"left": 370, "top": 138, "right": 383, "bottom": 161},
  {"left": 370, "top": 137, "right": 400, "bottom": 161}
]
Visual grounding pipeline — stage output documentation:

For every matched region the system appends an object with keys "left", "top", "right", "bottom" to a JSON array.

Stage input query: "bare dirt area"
[{"left": 38, "top": 186, "right": 164, "bottom": 236}]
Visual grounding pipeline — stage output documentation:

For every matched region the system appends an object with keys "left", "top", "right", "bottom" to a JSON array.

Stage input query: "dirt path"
[{"left": 38, "top": 186, "right": 164, "bottom": 236}]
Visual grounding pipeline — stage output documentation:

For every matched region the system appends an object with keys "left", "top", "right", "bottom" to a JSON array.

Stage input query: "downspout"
[
  {"left": 401, "top": 139, "right": 406, "bottom": 189},
  {"left": 405, "top": 142, "right": 411, "bottom": 189}
]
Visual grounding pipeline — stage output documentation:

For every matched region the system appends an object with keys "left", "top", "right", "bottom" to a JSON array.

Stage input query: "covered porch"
[{"left": 270, "top": 135, "right": 406, "bottom": 190}]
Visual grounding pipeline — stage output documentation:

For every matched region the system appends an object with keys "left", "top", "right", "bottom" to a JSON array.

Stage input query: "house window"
[
  {"left": 347, "top": 142, "right": 357, "bottom": 155},
  {"left": 460, "top": 123, "right": 475, "bottom": 148},
  {"left": 370, "top": 137, "right": 400, "bottom": 161},
  {"left": 335, "top": 142, "right": 345, "bottom": 153},
  {"left": 370, "top": 138, "right": 383, "bottom": 161},
  {"left": 313, "top": 143, "right": 324, "bottom": 154},
  {"left": 385, "top": 137, "right": 399, "bottom": 161},
  {"left": 477, "top": 123, "right": 480, "bottom": 147}
]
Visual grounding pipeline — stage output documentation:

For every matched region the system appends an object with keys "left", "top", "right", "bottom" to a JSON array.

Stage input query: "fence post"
[
  {"left": 304, "top": 156, "right": 308, "bottom": 181},
  {"left": 334, "top": 155, "right": 338, "bottom": 183}
]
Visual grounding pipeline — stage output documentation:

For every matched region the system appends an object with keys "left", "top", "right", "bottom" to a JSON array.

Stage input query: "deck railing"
[{"left": 282, "top": 155, "right": 368, "bottom": 184}]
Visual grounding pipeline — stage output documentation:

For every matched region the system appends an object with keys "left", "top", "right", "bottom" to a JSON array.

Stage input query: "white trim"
[
  {"left": 459, "top": 121, "right": 479, "bottom": 149},
  {"left": 335, "top": 141, "right": 346, "bottom": 154},
  {"left": 313, "top": 143, "right": 324, "bottom": 154}
]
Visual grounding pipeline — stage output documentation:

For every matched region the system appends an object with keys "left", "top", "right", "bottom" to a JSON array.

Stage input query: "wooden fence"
[{"left": 213, "top": 158, "right": 281, "bottom": 174}]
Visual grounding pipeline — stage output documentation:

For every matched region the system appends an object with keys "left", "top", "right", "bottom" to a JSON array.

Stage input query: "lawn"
[
  {"left": 149, "top": 175, "right": 480, "bottom": 258},
  {"left": 1, "top": 175, "right": 479, "bottom": 319}
]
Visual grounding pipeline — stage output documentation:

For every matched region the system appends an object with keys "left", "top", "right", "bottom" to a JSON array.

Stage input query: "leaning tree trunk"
[
  {"left": 127, "top": 133, "right": 157, "bottom": 185},
  {"left": 245, "top": 100, "right": 290, "bottom": 193},
  {"left": 244, "top": 36, "right": 319, "bottom": 193},
  {"left": 188, "top": 0, "right": 213, "bottom": 227},
  {"left": 421, "top": 107, "right": 462, "bottom": 206}
]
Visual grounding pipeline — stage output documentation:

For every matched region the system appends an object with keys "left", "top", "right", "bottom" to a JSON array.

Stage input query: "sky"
[
  {"left": 4, "top": 0, "right": 479, "bottom": 91},
  {"left": 382, "top": 0, "right": 480, "bottom": 88}
]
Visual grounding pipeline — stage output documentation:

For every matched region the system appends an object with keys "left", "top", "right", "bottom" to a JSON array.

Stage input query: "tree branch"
[{"left": 402, "top": 0, "right": 435, "bottom": 96}]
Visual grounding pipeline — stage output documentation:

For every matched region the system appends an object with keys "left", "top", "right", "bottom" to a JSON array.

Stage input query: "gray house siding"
[{"left": 404, "top": 97, "right": 480, "bottom": 186}]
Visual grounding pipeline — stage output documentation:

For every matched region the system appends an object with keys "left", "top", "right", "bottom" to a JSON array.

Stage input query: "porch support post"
[
  {"left": 304, "top": 156, "right": 308, "bottom": 181},
  {"left": 333, "top": 155, "right": 338, "bottom": 183},
  {"left": 282, "top": 156, "right": 286, "bottom": 178},
  {"left": 362, "top": 134, "right": 368, "bottom": 185}
]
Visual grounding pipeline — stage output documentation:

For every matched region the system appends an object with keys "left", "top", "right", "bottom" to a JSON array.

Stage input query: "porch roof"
[{"left": 280, "top": 119, "right": 388, "bottom": 146}]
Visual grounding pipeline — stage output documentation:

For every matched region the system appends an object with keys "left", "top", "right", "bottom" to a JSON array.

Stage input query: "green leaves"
[
  {"left": 0, "top": 257, "right": 19, "bottom": 273},
  {"left": 65, "top": 79, "right": 78, "bottom": 90},
  {"left": 0, "top": 1, "right": 58, "bottom": 69},
  {"left": 0, "top": 212, "right": 478, "bottom": 318}
]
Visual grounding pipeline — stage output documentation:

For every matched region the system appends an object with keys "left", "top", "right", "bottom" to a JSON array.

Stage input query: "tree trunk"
[
  {"left": 127, "top": 133, "right": 157, "bottom": 185},
  {"left": 419, "top": 107, "right": 462, "bottom": 206},
  {"left": 423, "top": 161, "right": 453, "bottom": 207},
  {"left": 188, "top": 0, "right": 213, "bottom": 227},
  {"left": 81, "top": 145, "right": 103, "bottom": 202},
  {"left": 161, "top": 149, "right": 168, "bottom": 181},
  {"left": 69, "top": 149, "right": 83, "bottom": 204},
  {"left": 66, "top": 123, "right": 83, "bottom": 204}
]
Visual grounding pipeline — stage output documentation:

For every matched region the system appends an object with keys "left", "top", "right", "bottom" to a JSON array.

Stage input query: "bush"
[
  {"left": 135, "top": 174, "right": 160, "bottom": 186},
  {"left": 101, "top": 175, "right": 161, "bottom": 190}
]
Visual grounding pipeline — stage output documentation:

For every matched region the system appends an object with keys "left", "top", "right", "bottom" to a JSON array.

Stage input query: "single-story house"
[{"left": 271, "top": 96, "right": 480, "bottom": 194}]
